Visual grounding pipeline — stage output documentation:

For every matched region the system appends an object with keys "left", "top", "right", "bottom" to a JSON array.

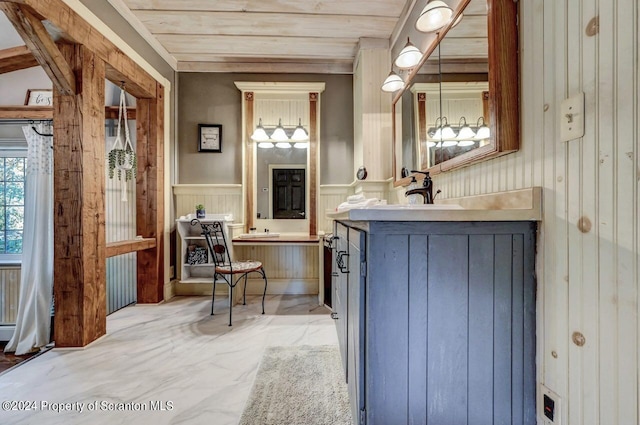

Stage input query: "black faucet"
[{"left": 405, "top": 171, "right": 441, "bottom": 204}]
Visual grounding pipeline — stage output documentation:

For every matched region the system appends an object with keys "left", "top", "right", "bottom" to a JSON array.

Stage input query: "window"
[{"left": 0, "top": 154, "right": 26, "bottom": 261}]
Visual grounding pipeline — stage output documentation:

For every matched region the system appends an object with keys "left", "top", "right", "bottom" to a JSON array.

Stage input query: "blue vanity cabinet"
[
  {"left": 332, "top": 222, "right": 349, "bottom": 375},
  {"left": 332, "top": 219, "right": 537, "bottom": 425}
]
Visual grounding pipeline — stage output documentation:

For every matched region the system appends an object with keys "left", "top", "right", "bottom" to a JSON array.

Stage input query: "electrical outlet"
[
  {"left": 539, "top": 384, "right": 561, "bottom": 424},
  {"left": 560, "top": 92, "right": 585, "bottom": 142}
]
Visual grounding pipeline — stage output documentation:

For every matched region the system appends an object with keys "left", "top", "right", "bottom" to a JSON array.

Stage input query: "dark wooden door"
[{"left": 273, "top": 168, "right": 305, "bottom": 219}]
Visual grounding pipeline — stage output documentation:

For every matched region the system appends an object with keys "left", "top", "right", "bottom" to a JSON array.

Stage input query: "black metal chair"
[{"left": 191, "top": 219, "right": 268, "bottom": 326}]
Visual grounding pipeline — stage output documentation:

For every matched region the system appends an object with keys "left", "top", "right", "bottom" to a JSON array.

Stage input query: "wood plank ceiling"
[{"left": 113, "top": 0, "right": 412, "bottom": 73}]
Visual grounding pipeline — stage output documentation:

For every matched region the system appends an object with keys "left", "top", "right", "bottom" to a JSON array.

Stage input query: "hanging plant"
[
  {"left": 108, "top": 145, "right": 137, "bottom": 181},
  {"left": 107, "top": 83, "right": 137, "bottom": 201}
]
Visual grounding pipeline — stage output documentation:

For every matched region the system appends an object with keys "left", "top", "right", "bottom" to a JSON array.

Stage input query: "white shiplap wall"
[{"left": 433, "top": 1, "right": 639, "bottom": 424}]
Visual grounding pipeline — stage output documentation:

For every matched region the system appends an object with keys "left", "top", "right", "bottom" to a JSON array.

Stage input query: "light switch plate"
[
  {"left": 560, "top": 92, "right": 585, "bottom": 142},
  {"left": 539, "top": 384, "right": 561, "bottom": 424}
]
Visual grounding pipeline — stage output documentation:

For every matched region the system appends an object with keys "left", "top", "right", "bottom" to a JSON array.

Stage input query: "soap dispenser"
[{"left": 407, "top": 176, "right": 419, "bottom": 205}]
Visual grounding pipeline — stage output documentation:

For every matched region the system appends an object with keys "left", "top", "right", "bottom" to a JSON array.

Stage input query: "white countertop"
[{"left": 327, "top": 187, "right": 542, "bottom": 222}]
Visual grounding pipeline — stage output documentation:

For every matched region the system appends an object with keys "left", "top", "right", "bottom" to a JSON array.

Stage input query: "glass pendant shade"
[
  {"left": 270, "top": 119, "right": 289, "bottom": 142},
  {"left": 442, "top": 140, "right": 458, "bottom": 147},
  {"left": 395, "top": 38, "right": 423, "bottom": 69},
  {"left": 451, "top": 13, "right": 463, "bottom": 28},
  {"left": 275, "top": 141, "right": 292, "bottom": 148},
  {"left": 440, "top": 118, "right": 456, "bottom": 139},
  {"left": 291, "top": 118, "right": 309, "bottom": 141},
  {"left": 415, "top": 0, "right": 453, "bottom": 33},
  {"left": 457, "top": 117, "right": 476, "bottom": 139},
  {"left": 426, "top": 141, "right": 437, "bottom": 148},
  {"left": 458, "top": 140, "right": 476, "bottom": 147},
  {"left": 258, "top": 141, "right": 274, "bottom": 148},
  {"left": 381, "top": 71, "right": 405, "bottom": 92},
  {"left": 432, "top": 127, "right": 443, "bottom": 140},
  {"left": 293, "top": 142, "right": 308, "bottom": 149},
  {"left": 475, "top": 117, "right": 490, "bottom": 139},
  {"left": 251, "top": 118, "right": 270, "bottom": 141}
]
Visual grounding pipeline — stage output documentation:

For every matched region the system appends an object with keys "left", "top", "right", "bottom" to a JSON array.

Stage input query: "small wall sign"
[{"left": 25, "top": 89, "right": 53, "bottom": 106}]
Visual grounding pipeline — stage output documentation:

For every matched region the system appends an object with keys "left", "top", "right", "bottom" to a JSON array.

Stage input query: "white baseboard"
[{"left": 0, "top": 326, "right": 15, "bottom": 342}]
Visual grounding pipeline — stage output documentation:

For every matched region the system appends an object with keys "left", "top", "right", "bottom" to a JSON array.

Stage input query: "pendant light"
[
  {"left": 415, "top": 0, "right": 453, "bottom": 33},
  {"left": 293, "top": 142, "right": 308, "bottom": 149},
  {"left": 395, "top": 38, "right": 423, "bottom": 69},
  {"left": 251, "top": 118, "right": 270, "bottom": 141},
  {"left": 291, "top": 118, "right": 309, "bottom": 141},
  {"left": 258, "top": 141, "right": 275, "bottom": 149},
  {"left": 442, "top": 140, "right": 458, "bottom": 147},
  {"left": 381, "top": 70, "right": 405, "bottom": 92}
]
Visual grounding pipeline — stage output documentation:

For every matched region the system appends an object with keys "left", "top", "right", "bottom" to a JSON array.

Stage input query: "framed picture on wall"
[
  {"left": 24, "top": 89, "right": 53, "bottom": 106},
  {"left": 198, "top": 124, "right": 222, "bottom": 153}
]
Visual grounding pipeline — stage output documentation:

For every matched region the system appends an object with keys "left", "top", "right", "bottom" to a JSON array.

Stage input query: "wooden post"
[
  {"left": 136, "top": 83, "right": 165, "bottom": 303},
  {"left": 309, "top": 92, "right": 318, "bottom": 236},
  {"left": 244, "top": 92, "right": 254, "bottom": 232},
  {"left": 53, "top": 44, "right": 106, "bottom": 347}
]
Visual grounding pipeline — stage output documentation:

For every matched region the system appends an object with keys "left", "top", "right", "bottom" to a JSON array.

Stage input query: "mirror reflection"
[
  {"left": 252, "top": 96, "right": 310, "bottom": 224},
  {"left": 256, "top": 147, "right": 307, "bottom": 219},
  {"left": 393, "top": 0, "right": 519, "bottom": 185}
]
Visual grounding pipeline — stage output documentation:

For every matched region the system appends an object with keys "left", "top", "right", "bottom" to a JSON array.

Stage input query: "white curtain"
[{"left": 4, "top": 124, "right": 53, "bottom": 354}]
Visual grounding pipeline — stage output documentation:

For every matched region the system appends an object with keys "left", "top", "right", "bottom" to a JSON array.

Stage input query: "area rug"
[{"left": 239, "top": 345, "right": 352, "bottom": 425}]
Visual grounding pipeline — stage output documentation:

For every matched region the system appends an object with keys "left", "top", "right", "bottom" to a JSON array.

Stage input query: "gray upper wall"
[{"left": 177, "top": 73, "right": 354, "bottom": 185}]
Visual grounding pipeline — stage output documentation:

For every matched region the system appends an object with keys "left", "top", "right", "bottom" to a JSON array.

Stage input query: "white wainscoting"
[
  {"left": 173, "top": 184, "right": 243, "bottom": 221},
  {"left": 432, "top": 1, "right": 639, "bottom": 423},
  {"left": 318, "top": 185, "right": 353, "bottom": 233}
]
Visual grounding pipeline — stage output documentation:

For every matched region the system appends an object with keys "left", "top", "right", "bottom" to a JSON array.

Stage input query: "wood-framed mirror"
[
  {"left": 392, "top": 0, "right": 519, "bottom": 186},
  {"left": 235, "top": 82, "right": 325, "bottom": 236}
]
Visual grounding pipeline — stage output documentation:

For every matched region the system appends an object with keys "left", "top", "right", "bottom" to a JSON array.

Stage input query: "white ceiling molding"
[{"left": 234, "top": 82, "right": 326, "bottom": 95}]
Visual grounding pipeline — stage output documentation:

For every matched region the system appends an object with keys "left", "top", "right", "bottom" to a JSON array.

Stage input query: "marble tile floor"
[{"left": 0, "top": 295, "right": 338, "bottom": 425}]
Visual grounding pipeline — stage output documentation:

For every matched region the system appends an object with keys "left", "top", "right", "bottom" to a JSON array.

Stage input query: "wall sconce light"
[
  {"left": 415, "top": 0, "right": 453, "bottom": 33},
  {"left": 251, "top": 118, "right": 270, "bottom": 142},
  {"left": 475, "top": 117, "right": 490, "bottom": 139},
  {"left": 395, "top": 38, "right": 423, "bottom": 69},
  {"left": 456, "top": 117, "right": 476, "bottom": 139},
  {"left": 291, "top": 118, "right": 309, "bottom": 141},
  {"left": 253, "top": 117, "right": 310, "bottom": 148}
]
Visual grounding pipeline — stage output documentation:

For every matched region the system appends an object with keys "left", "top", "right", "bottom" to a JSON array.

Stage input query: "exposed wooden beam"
[
  {"left": 104, "top": 106, "right": 136, "bottom": 120},
  {"left": 7, "top": 0, "right": 157, "bottom": 99},
  {"left": 53, "top": 44, "right": 106, "bottom": 348},
  {"left": 0, "top": 45, "right": 38, "bottom": 74},
  {"left": 136, "top": 83, "right": 165, "bottom": 303},
  {"left": 0, "top": 2, "right": 75, "bottom": 95},
  {"left": 0, "top": 106, "right": 52, "bottom": 119},
  {"left": 0, "top": 106, "right": 136, "bottom": 120},
  {"left": 106, "top": 238, "right": 156, "bottom": 258}
]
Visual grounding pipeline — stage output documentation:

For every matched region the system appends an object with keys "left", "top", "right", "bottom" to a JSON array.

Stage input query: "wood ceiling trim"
[
  {"left": 124, "top": 0, "right": 408, "bottom": 17},
  {"left": 0, "top": 3, "right": 76, "bottom": 95},
  {"left": 134, "top": 10, "right": 397, "bottom": 39},
  {"left": 0, "top": 45, "right": 39, "bottom": 74}
]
